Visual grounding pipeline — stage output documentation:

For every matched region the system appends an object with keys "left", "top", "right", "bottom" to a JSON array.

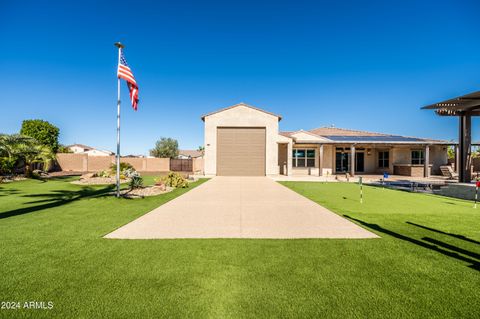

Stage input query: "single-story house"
[
  {"left": 202, "top": 103, "right": 451, "bottom": 177},
  {"left": 178, "top": 150, "right": 204, "bottom": 159},
  {"left": 67, "top": 144, "right": 114, "bottom": 157}
]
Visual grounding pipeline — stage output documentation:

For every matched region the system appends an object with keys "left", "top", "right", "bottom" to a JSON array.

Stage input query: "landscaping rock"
[
  {"left": 118, "top": 185, "right": 173, "bottom": 198},
  {"left": 80, "top": 173, "right": 95, "bottom": 180},
  {"left": 72, "top": 177, "right": 129, "bottom": 185}
]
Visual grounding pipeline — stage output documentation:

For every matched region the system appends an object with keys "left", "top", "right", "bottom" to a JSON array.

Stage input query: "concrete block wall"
[{"left": 56, "top": 154, "right": 170, "bottom": 173}]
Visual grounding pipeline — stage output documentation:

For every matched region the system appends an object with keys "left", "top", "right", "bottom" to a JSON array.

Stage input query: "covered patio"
[
  {"left": 278, "top": 129, "right": 451, "bottom": 178},
  {"left": 423, "top": 90, "right": 480, "bottom": 183}
]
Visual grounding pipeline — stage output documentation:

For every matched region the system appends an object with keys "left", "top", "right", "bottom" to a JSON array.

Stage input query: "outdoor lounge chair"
[{"left": 440, "top": 165, "right": 459, "bottom": 180}]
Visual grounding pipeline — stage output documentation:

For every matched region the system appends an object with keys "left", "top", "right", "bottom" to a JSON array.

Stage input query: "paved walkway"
[{"left": 105, "top": 177, "right": 378, "bottom": 239}]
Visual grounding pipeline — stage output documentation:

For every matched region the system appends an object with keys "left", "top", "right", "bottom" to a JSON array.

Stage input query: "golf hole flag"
[{"left": 117, "top": 49, "right": 139, "bottom": 110}]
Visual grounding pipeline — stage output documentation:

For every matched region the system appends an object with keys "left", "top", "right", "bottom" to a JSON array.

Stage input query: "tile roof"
[
  {"left": 179, "top": 150, "right": 204, "bottom": 158},
  {"left": 67, "top": 144, "right": 93, "bottom": 150}
]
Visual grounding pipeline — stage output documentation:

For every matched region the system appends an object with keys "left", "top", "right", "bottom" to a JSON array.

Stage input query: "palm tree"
[
  {"left": 0, "top": 134, "right": 56, "bottom": 177},
  {"left": 0, "top": 134, "right": 32, "bottom": 174},
  {"left": 16, "top": 142, "right": 55, "bottom": 177},
  {"left": 0, "top": 134, "right": 31, "bottom": 158}
]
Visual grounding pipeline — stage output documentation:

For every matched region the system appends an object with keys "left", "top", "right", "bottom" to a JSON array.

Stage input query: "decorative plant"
[
  {"left": 123, "top": 168, "right": 137, "bottom": 178},
  {"left": 109, "top": 162, "right": 135, "bottom": 175},
  {"left": 95, "top": 170, "right": 110, "bottom": 178},
  {"left": 128, "top": 171, "right": 143, "bottom": 189},
  {"left": 160, "top": 172, "right": 189, "bottom": 188}
]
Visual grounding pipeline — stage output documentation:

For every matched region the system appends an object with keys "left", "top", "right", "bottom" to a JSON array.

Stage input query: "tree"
[
  {"left": 447, "top": 146, "right": 455, "bottom": 160},
  {"left": 0, "top": 134, "right": 56, "bottom": 176},
  {"left": 150, "top": 138, "right": 179, "bottom": 158},
  {"left": 57, "top": 144, "right": 73, "bottom": 153},
  {"left": 20, "top": 119, "right": 60, "bottom": 152},
  {"left": 472, "top": 146, "right": 480, "bottom": 159},
  {"left": 0, "top": 134, "right": 34, "bottom": 174},
  {"left": 17, "top": 143, "right": 55, "bottom": 177}
]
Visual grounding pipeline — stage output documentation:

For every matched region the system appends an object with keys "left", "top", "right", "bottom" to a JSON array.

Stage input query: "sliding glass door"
[
  {"left": 335, "top": 151, "right": 350, "bottom": 173},
  {"left": 335, "top": 148, "right": 365, "bottom": 173}
]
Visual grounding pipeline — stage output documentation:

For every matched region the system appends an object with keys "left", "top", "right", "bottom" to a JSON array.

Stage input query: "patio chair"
[{"left": 440, "top": 166, "right": 459, "bottom": 180}]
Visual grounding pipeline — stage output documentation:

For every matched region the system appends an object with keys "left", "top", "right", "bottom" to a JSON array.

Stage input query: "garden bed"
[
  {"left": 71, "top": 175, "right": 130, "bottom": 185},
  {"left": 117, "top": 185, "right": 174, "bottom": 198},
  {"left": 0, "top": 175, "right": 27, "bottom": 183}
]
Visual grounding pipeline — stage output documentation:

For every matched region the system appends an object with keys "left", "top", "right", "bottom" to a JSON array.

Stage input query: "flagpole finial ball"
[{"left": 114, "top": 42, "right": 125, "bottom": 49}]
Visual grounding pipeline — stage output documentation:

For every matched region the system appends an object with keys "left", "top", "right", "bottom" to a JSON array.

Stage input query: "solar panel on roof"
[{"left": 323, "top": 135, "right": 424, "bottom": 142}]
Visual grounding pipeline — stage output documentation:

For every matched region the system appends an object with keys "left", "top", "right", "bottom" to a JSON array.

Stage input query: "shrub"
[
  {"left": 123, "top": 168, "right": 137, "bottom": 178},
  {"left": 57, "top": 145, "right": 73, "bottom": 153},
  {"left": 95, "top": 170, "right": 110, "bottom": 178},
  {"left": 109, "top": 162, "right": 134, "bottom": 175},
  {"left": 128, "top": 171, "right": 143, "bottom": 189},
  {"left": 159, "top": 172, "right": 189, "bottom": 188},
  {"left": 0, "top": 157, "right": 16, "bottom": 175}
]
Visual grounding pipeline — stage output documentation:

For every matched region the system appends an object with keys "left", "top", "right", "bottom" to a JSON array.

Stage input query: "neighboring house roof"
[
  {"left": 67, "top": 144, "right": 93, "bottom": 150},
  {"left": 201, "top": 103, "right": 282, "bottom": 121},
  {"left": 85, "top": 149, "right": 114, "bottom": 155},
  {"left": 67, "top": 144, "right": 114, "bottom": 155},
  {"left": 178, "top": 150, "right": 204, "bottom": 158},
  {"left": 124, "top": 154, "right": 145, "bottom": 158},
  {"left": 280, "top": 127, "right": 451, "bottom": 144}
]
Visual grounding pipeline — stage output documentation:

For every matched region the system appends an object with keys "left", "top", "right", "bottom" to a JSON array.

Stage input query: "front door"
[{"left": 355, "top": 152, "right": 365, "bottom": 172}]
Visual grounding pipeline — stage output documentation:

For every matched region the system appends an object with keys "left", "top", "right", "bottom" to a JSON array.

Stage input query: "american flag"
[{"left": 117, "top": 49, "right": 139, "bottom": 110}]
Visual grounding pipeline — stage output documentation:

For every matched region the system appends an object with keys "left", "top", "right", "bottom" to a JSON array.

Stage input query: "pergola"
[{"left": 422, "top": 91, "right": 480, "bottom": 183}]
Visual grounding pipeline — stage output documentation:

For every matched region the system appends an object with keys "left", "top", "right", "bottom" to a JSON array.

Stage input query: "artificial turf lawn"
[{"left": 0, "top": 178, "right": 479, "bottom": 318}]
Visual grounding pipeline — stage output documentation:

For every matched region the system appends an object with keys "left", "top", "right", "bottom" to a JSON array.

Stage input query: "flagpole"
[{"left": 114, "top": 42, "right": 124, "bottom": 198}]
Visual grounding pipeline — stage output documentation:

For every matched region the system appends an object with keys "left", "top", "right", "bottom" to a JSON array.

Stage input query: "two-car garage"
[{"left": 216, "top": 127, "right": 266, "bottom": 176}]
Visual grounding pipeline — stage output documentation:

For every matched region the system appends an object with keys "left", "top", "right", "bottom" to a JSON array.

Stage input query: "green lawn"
[{"left": 0, "top": 178, "right": 479, "bottom": 318}]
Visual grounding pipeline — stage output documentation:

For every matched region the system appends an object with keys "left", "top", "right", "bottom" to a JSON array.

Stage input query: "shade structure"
[
  {"left": 422, "top": 91, "right": 478, "bottom": 183},
  {"left": 423, "top": 91, "right": 480, "bottom": 116}
]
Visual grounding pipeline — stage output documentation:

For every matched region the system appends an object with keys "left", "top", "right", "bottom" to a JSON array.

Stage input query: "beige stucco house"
[
  {"left": 202, "top": 103, "right": 451, "bottom": 177},
  {"left": 67, "top": 144, "right": 114, "bottom": 157}
]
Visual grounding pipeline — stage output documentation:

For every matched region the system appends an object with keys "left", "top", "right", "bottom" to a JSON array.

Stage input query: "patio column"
[
  {"left": 459, "top": 114, "right": 472, "bottom": 183},
  {"left": 350, "top": 145, "right": 355, "bottom": 176},
  {"left": 319, "top": 144, "right": 324, "bottom": 176},
  {"left": 455, "top": 145, "right": 459, "bottom": 172},
  {"left": 424, "top": 145, "right": 430, "bottom": 178}
]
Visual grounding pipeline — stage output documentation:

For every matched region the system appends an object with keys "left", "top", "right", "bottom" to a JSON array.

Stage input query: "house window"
[
  {"left": 411, "top": 150, "right": 424, "bottom": 165},
  {"left": 293, "top": 149, "right": 315, "bottom": 167},
  {"left": 378, "top": 151, "right": 389, "bottom": 168}
]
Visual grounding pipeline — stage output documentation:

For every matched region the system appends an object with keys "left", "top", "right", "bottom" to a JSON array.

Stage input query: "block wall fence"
[{"left": 56, "top": 154, "right": 204, "bottom": 174}]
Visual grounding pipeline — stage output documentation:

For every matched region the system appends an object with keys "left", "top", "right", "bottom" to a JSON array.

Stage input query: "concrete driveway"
[{"left": 105, "top": 177, "right": 377, "bottom": 239}]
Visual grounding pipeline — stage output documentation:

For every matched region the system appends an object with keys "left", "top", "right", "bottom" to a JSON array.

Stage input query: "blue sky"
[{"left": 1, "top": 0, "right": 480, "bottom": 155}]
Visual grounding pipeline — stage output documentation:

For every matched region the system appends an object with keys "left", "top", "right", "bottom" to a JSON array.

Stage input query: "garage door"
[{"left": 217, "top": 127, "right": 266, "bottom": 176}]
